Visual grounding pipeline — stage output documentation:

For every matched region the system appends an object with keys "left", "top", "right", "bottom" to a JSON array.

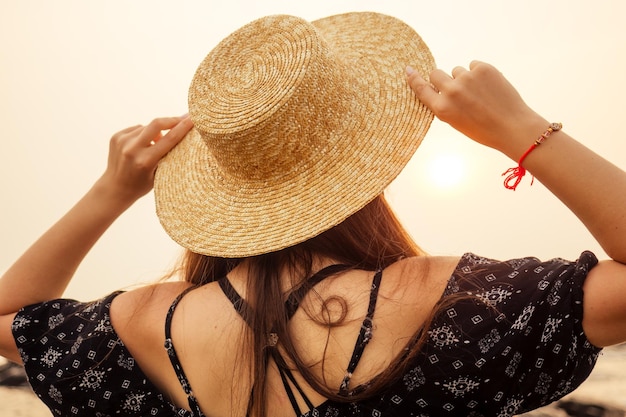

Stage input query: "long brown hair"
[{"left": 177, "top": 194, "right": 437, "bottom": 416}]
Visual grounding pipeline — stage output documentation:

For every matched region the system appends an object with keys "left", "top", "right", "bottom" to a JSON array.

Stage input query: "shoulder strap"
[
  {"left": 164, "top": 286, "right": 205, "bottom": 416},
  {"left": 219, "top": 264, "right": 352, "bottom": 322},
  {"left": 217, "top": 263, "right": 351, "bottom": 416},
  {"left": 215, "top": 265, "right": 383, "bottom": 408},
  {"left": 284, "top": 264, "right": 351, "bottom": 319},
  {"left": 218, "top": 277, "right": 254, "bottom": 327},
  {"left": 271, "top": 350, "right": 315, "bottom": 415},
  {"left": 338, "top": 268, "right": 383, "bottom": 395}
]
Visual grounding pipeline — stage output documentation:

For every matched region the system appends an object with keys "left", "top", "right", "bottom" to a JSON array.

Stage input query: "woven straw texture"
[{"left": 154, "top": 12, "right": 434, "bottom": 257}]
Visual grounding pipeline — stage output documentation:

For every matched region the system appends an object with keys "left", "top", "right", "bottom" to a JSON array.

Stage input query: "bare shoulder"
[
  {"left": 110, "top": 281, "right": 193, "bottom": 333},
  {"left": 329, "top": 255, "right": 462, "bottom": 386},
  {"left": 382, "top": 255, "right": 461, "bottom": 297}
]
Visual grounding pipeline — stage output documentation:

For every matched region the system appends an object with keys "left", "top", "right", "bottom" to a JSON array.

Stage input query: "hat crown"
[
  {"left": 156, "top": 12, "right": 435, "bottom": 257},
  {"left": 189, "top": 15, "right": 359, "bottom": 181}
]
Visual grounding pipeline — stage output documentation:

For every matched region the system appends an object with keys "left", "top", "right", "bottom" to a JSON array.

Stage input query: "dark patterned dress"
[{"left": 12, "top": 252, "right": 601, "bottom": 416}]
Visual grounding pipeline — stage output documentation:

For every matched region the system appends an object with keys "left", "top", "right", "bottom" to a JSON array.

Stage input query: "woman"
[{"left": 1, "top": 11, "right": 624, "bottom": 417}]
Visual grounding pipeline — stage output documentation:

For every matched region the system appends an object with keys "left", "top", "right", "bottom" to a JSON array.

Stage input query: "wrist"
[
  {"left": 501, "top": 114, "right": 551, "bottom": 161},
  {"left": 501, "top": 122, "right": 563, "bottom": 190},
  {"left": 498, "top": 113, "right": 551, "bottom": 161},
  {"left": 90, "top": 176, "right": 141, "bottom": 215}
]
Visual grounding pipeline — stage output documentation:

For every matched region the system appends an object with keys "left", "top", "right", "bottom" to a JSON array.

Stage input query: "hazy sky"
[{"left": 1, "top": 0, "right": 626, "bottom": 300}]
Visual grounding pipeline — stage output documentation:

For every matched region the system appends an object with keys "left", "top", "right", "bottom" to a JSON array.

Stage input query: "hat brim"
[{"left": 154, "top": 12, "right": 434, "bottom": 257}]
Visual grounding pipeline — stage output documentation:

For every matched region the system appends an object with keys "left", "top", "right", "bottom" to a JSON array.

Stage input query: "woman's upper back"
[
  {"left": 13, "top": 252, "right": 601, "bottom": 416},
  {"left": 109, "top": 255, "right": 458, "bottom": 416}
]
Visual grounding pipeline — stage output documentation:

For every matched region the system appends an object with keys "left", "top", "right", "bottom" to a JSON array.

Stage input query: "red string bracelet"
[{"left": 502, "top": 122, "right": 562, "bottom": 190}]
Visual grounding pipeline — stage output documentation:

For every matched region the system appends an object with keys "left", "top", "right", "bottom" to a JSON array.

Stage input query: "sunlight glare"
[{"left": 427, "top": 153, "right": 465, "bottom": 189}]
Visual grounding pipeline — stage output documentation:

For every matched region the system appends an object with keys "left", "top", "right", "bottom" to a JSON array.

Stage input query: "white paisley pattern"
[{"left": 12, "top": 252, "right": 601, "bottom": 416}]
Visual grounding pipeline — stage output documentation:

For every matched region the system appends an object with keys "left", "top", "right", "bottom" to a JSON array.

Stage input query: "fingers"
[
  {"left": 406, "top": 63, "right": 476, "bottom": 109},
  {"left": 116, "top": 124, "right": 143, "bottom": 135},
  {"left": 406, "top": 63, "right": 475, "bottom": 123},
  {"left": 451, "top": 66, "right": 468, "bottom": 79},
  {"left": 140, "top": 116, "right": 189, "bottom": 146},
  {"left": 100, "top": 115, "right": 194, "bottom": 202},
  {"left": 469, "top": 60, "right": 486, "bottom": 70},
  {"left": 150, "top": 116, "right": 193, "bottom": 158},
  {"left": 115, "top": 115, "right": 193, "bottom": 152},
  {"left": 406, "top": 66, "right": 440, "bottom": 108},
  {"left": 109, "top": 115, "right": 193, "bottom": 173},
  {"left": 111, "top": 117, "right": 183, "bottom": 147},
  {"left": 430, "top": 68, "right": 457, "bottom": 90}
]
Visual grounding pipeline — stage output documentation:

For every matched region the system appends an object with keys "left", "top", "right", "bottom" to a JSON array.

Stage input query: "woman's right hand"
[
  {"left": 407, "top": 61, "right": 626, "bottom": 265},
  {"left": 409, "top": 61, "right": 626, "bottom": 348},
  {"left": 406, "top": 61, "right": 548, "bottom": 161}
]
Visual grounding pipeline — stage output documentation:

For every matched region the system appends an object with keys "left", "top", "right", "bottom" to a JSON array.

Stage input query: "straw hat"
[{"left": 154, "top": 12, "right": 434, "bottom": 257}]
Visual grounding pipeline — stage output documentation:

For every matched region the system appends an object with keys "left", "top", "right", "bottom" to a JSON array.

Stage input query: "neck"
[{"left": 225, "top": 255, "right": 340, "bottom": 299}]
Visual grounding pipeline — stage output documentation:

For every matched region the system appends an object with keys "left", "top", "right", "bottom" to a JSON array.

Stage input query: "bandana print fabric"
[
  {"left": 311, "top": 251, "right": 602, "bottom": 417},
  {"left": 11, "top": 292, "right": 179, "bottom": 416},
  {"left": 12, "top": 252, "right": 601, "bottom": 417}
]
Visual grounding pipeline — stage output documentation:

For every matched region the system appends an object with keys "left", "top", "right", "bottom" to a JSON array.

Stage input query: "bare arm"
[
  {"left": 407, "top": 62, "right": 626, "bottom": 262},
  {"left": 406, "top": 62, "right": 626, "bottom": 346},
  {"left": 0, "top": 116, "right": 192, "bottom": 316}
]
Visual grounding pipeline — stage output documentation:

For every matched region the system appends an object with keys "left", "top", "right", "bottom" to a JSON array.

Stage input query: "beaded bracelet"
[{"left": 502, "top": 122, "right": 563, "bottom": 190}]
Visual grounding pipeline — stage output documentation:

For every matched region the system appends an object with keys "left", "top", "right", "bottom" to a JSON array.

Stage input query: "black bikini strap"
[
  {"left": 218, "top": 264, "right": 351, "bottom": 416},
  {"left": 164, "top": 286, "right": 205, "bottom": 416},
  {"left": 272, "top": 350, "right": 315, "bottom": 416},
  {"left": 285, "top": 264, "right": 351, "bottom": 319},
  {"left": 219, "top": 264, "right": 352, "bottom": 322},
  {"left": 339, "top": 268, "right": 383, "bottom": 395},
  {"left": 218, "top": 276, "right": 254, "bottom": 328},
  {"left": 217, "top": 265, "right": 383, "bottom": 405}
]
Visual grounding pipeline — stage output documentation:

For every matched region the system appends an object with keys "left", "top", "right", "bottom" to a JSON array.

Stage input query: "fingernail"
[
  {"left": 180, "top": 113, "right": 189, "bottom": 119},
  {"left": 406, "top": 66, "right": 415, "bottom": 76}
]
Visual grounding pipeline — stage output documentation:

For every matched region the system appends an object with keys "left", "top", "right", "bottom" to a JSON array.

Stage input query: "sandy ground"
[
  {"left": 0, "top": 386, "right": 51, "bottom": 417},
  {"left": 1, "top": 345, "right": 624, "bottom": 416}
]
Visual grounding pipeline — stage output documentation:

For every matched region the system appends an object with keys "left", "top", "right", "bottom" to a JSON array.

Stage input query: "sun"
[{"left": 427, "top": 153, "right": 465, "bottom": 189}]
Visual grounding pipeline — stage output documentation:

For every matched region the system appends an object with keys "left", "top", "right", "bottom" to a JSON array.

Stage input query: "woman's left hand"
[
  {"left": 0, "top": 115, "right": 193, "bottom": 346},
  {"left": 98, "top": 115, "right": 193, "bottom": 204}
]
